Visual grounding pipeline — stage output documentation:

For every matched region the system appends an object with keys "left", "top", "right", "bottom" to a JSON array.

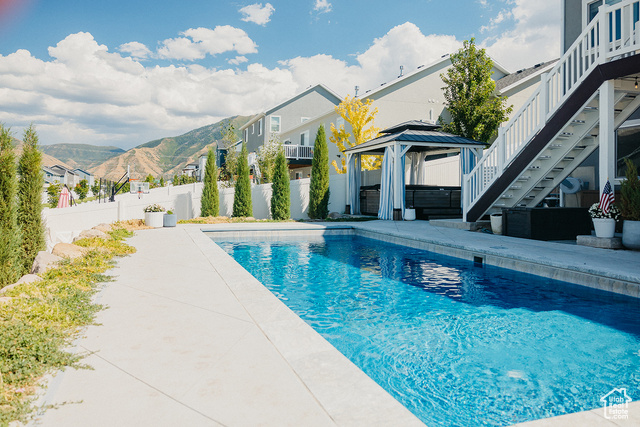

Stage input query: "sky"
[{"left": 0, "top": 0, "right": 561, "bottom": 149}]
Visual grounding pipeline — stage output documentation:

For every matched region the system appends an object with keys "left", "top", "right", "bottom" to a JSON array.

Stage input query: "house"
[
  {"left": 463, "top": 0, "right": 640, "bottom": 222},
  {"left": 73, "top": 169, "right": 94, "bottom": 187},
  {"left": 240, "top": 84, "right": 342, "bottom": 178},
  {"left": 48, "top": 165, "right": 80, "bottom": 188},
  {"left": 182, "top": 163, "right": 199, "bottom": 178},
  {"left": 278, "top": 54, "right": 513, "bottom": 179},
  {"left": 42, "top": 166, "right": 64, "bottom": 186}
]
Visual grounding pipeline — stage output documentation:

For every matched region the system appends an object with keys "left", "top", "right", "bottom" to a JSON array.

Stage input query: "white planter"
[
  {"left": 592, "top": 217, "right": 615, "bottom": 238},
  {"left": 490, "top": 214, "right": 503, "bottom": 235},
  {"left": 145, "top": 212, "right": 165, "bottom": 228},
  {"left": 404, "top": 208, "right": 416, "bottom": 221},
  {"left": 622, "top": 220, "right": 640, "bottom": 250},
  {"left": 163, "top": 213, "right": 177, "bottom": 227}
]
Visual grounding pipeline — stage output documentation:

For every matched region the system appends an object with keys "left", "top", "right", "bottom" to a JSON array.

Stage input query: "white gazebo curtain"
[
  {"left": 378, "top": 147, "right": 394, "bottom": 220},
  {"left": 405, "top": 152, "right": 427, "bottom": 185},
  {"left": 347, "top": 154, "right": 361, "bottom": 215}
]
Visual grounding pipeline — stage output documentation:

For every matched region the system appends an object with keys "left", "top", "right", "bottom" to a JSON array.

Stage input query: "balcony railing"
[{"left": 284, "top": 145, "right": 313, "bottom": 160}]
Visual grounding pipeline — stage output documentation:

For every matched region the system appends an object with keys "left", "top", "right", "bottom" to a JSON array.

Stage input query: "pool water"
[{"left": 214, "top": 235, "right": 640, "bottom": 426}]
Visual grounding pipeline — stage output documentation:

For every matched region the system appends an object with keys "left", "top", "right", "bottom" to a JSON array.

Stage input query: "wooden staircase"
[{"left": 463, "top": 0, "right": 640, "bottom": 222}]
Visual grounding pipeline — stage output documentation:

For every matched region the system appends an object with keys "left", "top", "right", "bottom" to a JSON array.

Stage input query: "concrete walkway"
[
  {"left": 34, "top": 221, "right": 640, "bottom": 426},
  {"left": 34, "top": 225, "right": 422, "bottom": 427}
]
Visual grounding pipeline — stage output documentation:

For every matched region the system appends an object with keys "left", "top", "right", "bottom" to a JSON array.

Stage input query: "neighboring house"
[
  {"left": 182, "top": 163, "right": 199, "bottom": 178},
  {"left": 463, "top": 0, "right": 640, "bottom": 222},
  {"left": 240, "top": 84, "right": 342, "bottom": 177},
  {"left": 73, "top": 168, "right": 94, "bottom": 187},
  {"left": 279, "top": 54, "right": 514, "bottom": 178},
  {"left": 49, "top": 165, "right": 80, "bottom": 188},
  {"left": 42, "top": 166, "right": 64, "bottom": 186}
]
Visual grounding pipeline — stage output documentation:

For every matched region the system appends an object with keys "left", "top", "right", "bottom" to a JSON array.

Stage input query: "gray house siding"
[
  {"left": 563, "top": 0, "right": 583, "bottom": 53},
  {"left": 244, "top": 115, "right": 265, "bottom": 154}
]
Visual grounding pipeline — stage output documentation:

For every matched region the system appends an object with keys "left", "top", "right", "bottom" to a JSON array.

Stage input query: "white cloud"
[
  {"left": 314, "top": 0, "right": 332, "bottom": 14},
  {"left": 481, "top": 0, "right": 560, "bottom": 70},
  {"left": 228, "top": 56, "right": 248, "bottom": 65},
  {"left": 157, "top": 26, "right": 257, "bottom": 61},
  {"left": 239, "top": 3, "right": 275, "bottom": 26},
  {"left": 119, "top": 41, "right": 152, "bottom": 60}
]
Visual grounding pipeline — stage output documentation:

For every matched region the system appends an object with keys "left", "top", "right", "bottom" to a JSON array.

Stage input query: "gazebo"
[{"left": 343, "top": 120, "right": 486, "bottom": 220}]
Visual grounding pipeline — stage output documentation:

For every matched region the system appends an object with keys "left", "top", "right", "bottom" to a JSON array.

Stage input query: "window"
[
  {"left": 270, "top": 116, "right": 281, "bottom": 133},
  {"left": 251, "top": 123, "right": 254, "bottom": 134},
  {"left": 244, "top": 128, "right": 248, "bottom": 142},
  {"left": 336, "top": 117, "right": 345, "bottom": 129},
  {"left": 300, "top": 130, "right": 309, "bottom": 146},
  {"left": 258, "top": 118, "right": 263, "bottom": 136},
  {"left": 616, "top": 125, "right": 640, "bottom": 179}
]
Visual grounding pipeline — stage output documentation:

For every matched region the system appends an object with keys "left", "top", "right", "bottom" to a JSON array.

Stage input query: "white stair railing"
[
  {"left": 284, "top": 145, "right": 313, "bottom": 160},
  {"left": 463, "top": 0, "right": 640, "bottom": 221}
]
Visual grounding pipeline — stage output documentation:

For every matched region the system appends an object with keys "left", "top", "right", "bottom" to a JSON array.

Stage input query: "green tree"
[
  {"left": 47, "top": 182, "right": 61, "bottom": 207},
  {"left": 308, "top": 125, "right": 330, "bottom": 219},
  {"left": 232, "top": 142, "right": 252, "bottom": 217},
  {"left": 221, "top": 120, "right": 239, "bottom": 183},
  {"left": 159, "top": 176, "right": 165, "bottom": 187},
  {"left": 201, "top": 149, "right": 219, "bottom": 217},
  {"left": 75, "top": 179, "right": 89, "bottom": 200},
  {"left": 0, "top": 125, "right": 23, "bottom": 287},
  {"left": 144, "top": 174, "right": 156, "bottom": 188},
  {"left": 257, "top": 134, "right": 281, "bottom": 183},
  {"left": 17, "top": 125, "right": 45, "bottom": 273},
  {"left": 270, "top": 148, "right": 290, "bottom": 220},
  {"left": 91, "top": 181, "right": 100, "bottom": 196},
  {"left": 439, "top": 38, "right": 513, "bottom": 143}
]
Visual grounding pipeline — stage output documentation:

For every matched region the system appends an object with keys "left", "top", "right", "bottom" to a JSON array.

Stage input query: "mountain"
[
  {"left": 91, "top": 115, "right": 251, "bottom": 181},
  {"left": 40, "top": 144, "right": 125, "bottom": 170},
  {"left": 12, "top": 137, "right": 73, "bottom": 169}
]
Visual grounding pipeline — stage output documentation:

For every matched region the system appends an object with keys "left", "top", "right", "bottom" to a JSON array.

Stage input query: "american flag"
[{"left": 599, "top": 180, "right": 615, "bottom": 214}]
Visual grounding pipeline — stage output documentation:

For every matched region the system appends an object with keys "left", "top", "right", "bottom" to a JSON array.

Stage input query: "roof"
[
  {"left": 42, "top": 166, "right": 63, "bottom": 176},
  {"left": 344, "top": 120, "right": 486, "bottom": 155},
  {"left": 495, "top": 59, "right": 558, "bottom": 92},
  {"left": 73, "top": 168, "right": 93, "bottom": 175}
]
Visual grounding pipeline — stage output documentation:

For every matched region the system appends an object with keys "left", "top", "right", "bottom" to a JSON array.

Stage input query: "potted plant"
[
  {"left": 588, "top": 202, "right": 621, "bottom": 238},
  {"left": 620, "top": 158, "right": 640, "bottom": 249},
  {"left": 164, "top": 209, "right": 177, "bottom": 227},
  {"left": 144, "top": 204, "right": 165, "bottom": 228}
]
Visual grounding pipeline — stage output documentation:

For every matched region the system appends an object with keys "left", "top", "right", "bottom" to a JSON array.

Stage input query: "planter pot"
[
  {"left": 622, "top": 220, "right": 640, "bottom": 250},
  {"left": 164, "top": 213, "right": 177, "bottom": 227},
  {"left": 592, "top": 217, "right": 616, "bottom": 238},
  {"left": 490, "top": 213, "right": 503, "bottom": 235},
  {"left": 145, "top": 212, "right": 165, "bottom": 228},
  {"left": 404, "top": 208, "right": 416, "bottom": 221}
]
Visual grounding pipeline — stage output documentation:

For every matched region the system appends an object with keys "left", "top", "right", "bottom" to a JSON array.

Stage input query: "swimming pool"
[{"left": 214, "top": 234, "right": 640, "bottom": 426}]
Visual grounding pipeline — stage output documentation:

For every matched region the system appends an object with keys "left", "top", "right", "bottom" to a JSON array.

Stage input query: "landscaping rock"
[
  {"left": 73, "top": 228, "right": 109, "bottom": 242},
  {"left": 16, "top": 274, "right": 43, "bottom": 286},
  {"left": 328, "top": 212, "right": 342, "bottom": 219},
  {"left": 245, "top": 217, "right": 256, "bottom": 221},
  {"left": 93, "top": 223, "right": 113, "bottom": 233},
  {"left": 52, "top": 243, "right": 87, "bottom": 259},
  {"left": 31, "top": 251, "right": 63, "bottom": 274}
]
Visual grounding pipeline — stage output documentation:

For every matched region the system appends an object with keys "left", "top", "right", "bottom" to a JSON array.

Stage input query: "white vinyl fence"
[{"left": 43, "top": 176, "right": 348, "bottom": 248}]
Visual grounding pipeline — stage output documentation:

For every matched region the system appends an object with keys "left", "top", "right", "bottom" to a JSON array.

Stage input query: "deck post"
[
  {"left": 598, "top": 4, "right": 609, "bottom": 63},
  {"left": 345, "top": 153, "right": 352, "bottom": 215},
  {"left": 599, "top": 79, "right": 615, "bottom": 193}
]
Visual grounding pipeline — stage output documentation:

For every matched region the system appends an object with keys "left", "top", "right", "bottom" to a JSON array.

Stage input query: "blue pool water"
[{"left": 214, "top": 235, "right": 640, "bottom": 426}]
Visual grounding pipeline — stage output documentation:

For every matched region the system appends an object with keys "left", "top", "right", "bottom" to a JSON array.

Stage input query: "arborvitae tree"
[
  {"left": 17, "top": 124, "right": 45, "bottom": 273},
  {"left": 0, "top": 125, "right": 23, "bottom": 287},
  {"left": 270, "top": 148, "right": 290, "bottom": 220},
  {"left": 159, "top": 176, "right": 165, "bottom": 187},
  {"left": 201, "top": 149, "right": 219, "bottom": 217},
  {"left": 308, "top": 125, "right": 330, "bottom": 219},
  {"left": 75, "top": 179, "right": 89, "bottom": 200},
  {"left": 232, "top": 142, "right": 252, "bottom": 217}
]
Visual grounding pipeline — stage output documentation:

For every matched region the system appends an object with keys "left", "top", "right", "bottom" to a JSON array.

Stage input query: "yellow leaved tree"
[{"left": 329, "top": 95, "right": 381, "bottom": 174}]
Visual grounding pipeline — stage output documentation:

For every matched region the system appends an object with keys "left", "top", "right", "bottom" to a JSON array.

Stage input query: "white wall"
[{"left": 43, "top": 176, "right": 349, "bottom": 248}]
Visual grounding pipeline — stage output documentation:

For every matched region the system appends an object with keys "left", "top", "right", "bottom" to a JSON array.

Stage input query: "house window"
[
  {"left": 270, "top": 116, "right": 281, "bottom": 133},
  {"left": 300, "top": 130, "right": 309, "bottom": 146},
  {"left": 258, "top": 118, "right": 263, "bottom": 136},
  {"left": 586, "top": 0, "right": 633, "bottom": 42},
  {"left": 336, "top": 117, "right": 345, "bottom": 129},
  {"left": 251, "top": 123, "right": 255, "bottom": 134},
  {"left": 616, "top": 125, "right": 640, "bottom": 179},
  {"left": 244, "top": 128, "right": 248, "bottom": 142}
]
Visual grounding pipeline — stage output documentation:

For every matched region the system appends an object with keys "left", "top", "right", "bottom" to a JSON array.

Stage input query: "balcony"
[{"left": 284, "top": 144, "right": 313, "bottom": 160}]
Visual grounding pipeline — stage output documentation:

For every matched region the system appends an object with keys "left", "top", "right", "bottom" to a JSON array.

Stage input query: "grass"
[{"left": 0, "top": 227, "right": 135, "bottom": 425}]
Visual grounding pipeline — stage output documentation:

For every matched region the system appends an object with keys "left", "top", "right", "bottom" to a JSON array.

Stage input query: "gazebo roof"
[{"left": 344, "top": 120, "right": 486, "bottom": 155}]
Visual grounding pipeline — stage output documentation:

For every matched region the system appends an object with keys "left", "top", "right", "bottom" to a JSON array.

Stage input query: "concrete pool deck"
[{"left": 34, "top": 221, "right": 640, "bottom": 426}]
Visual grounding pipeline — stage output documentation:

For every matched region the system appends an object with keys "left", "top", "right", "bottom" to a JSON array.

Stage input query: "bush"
[
  {"left": 47, "top": 182, "right": 61, "bottom": 207},
  {"left": 271, "top": 149, "right": 290, "bottom": 220},
  {"left": 0, "top": 125, "right": 23, "bottom": 287},
  {"left": 308, "top": 125, "right": 330, "bottom": 219},
  {"left": 233, "top": 142, "right": 252, "bottom": 217},
  {"left": 17, "top": 125, "right": 45, "bottom": 273},
  {"left": 201, "top": 149, "right": 219, "bottom": 217},
  {"left": 75, "top": 179, "right": 89, "bottom": 200},
  {"left": 621, "top": 158, "right": 640, "bottom": 221}
]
